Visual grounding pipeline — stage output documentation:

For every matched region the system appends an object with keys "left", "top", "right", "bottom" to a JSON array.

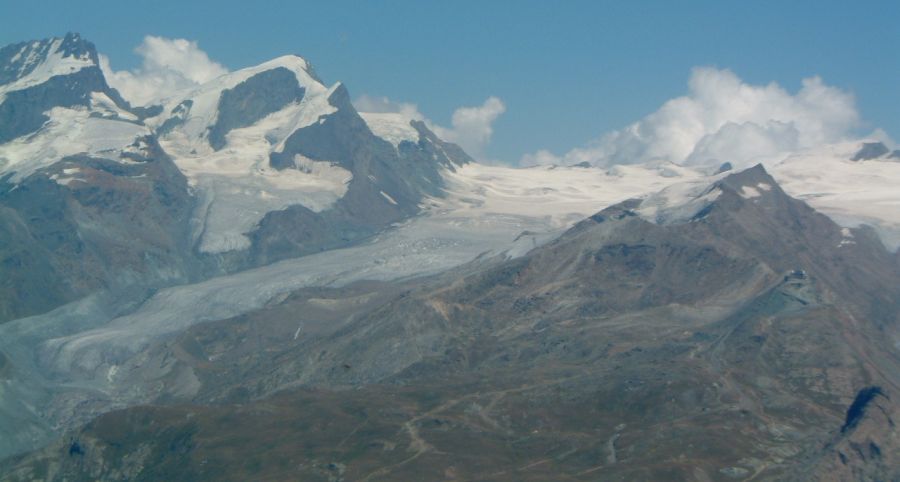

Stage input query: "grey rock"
[
  {"left": 247, "top": 83, "right": 467, "bottom": 266},
  {"left": 0, "top": 136, "right": 198, "bottom": 322},
  {"left": 0, "top": 34, "right": 135, "bottom": 143},
  {"left": 207, "top": 67, "right": 305, "bottom": 150},
  {"left": 851, "top": 141, "right": 889, "bottom": 161}
]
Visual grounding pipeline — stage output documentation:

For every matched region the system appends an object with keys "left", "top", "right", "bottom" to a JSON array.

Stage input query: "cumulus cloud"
[
  {"left": 430, "top": 97, "right": 506, "bottom": 159},
  {"left": 354, "top": 95, "right": 506, "bottom": 161},
  {"left": 353, "top": 95, "right": 423, "bottom": 119},
  {"left": 100, "top": 36, "right": 228, "bottom": 106},
  {"left": 521, "top": 67, "right": 861, "bottom": 168}
]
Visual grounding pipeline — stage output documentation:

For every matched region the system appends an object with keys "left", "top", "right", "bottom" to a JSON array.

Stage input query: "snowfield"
[
  {"left": 0, "top": 106, "right": 150, "bottom": 181},
  {"left": 771, "top": 142, "right": 900, "bottom": 250},
  {"left": 359, "top": 112, "right": 420, "bottom": 148}
]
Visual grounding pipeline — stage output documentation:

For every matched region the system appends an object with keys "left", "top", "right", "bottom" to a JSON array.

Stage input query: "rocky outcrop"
[
  {"left": 851, "top": 142, "right": 890, "bottom": 161},
  {"left": 0, "top": 136, "right": 197, "bottom": 322}
]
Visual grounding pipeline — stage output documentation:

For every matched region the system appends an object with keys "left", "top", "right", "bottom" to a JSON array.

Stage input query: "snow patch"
[
  {"left": 636, "top": 179, "right": 724, "bottom": 224},
  {"left": 380, "top": 191, "right": 399, "bottom": 205},
  {"left": 359, "top": 112, "right": 420, "bottom": 148},
  {"left": 739, "top": 185, "right": 761, "bottom": 199},
  {"left": 90, "top": 92, "right": 138, "bottom": 121},
  {"left": 106, "top": 364, "right": 118, "bottom": 383},
  {"left": 838, "top": 227, "right": 856, "bottom": 248}
]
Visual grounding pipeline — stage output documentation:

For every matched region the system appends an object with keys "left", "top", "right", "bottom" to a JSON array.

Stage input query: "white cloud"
[
  {"left": 519, "top": 149, "right": 563, "bottom": 167},
  {"left": 431, "top": 97, "right": 506, "bottom": 159},
  {"left": 354, "top": 95, "right": 506, "bottom": 161},
  {"left": 353, "top": 95, "right": 422, "bottom": 119},
  {"left": 521, "top": 67, "right": 862, "bottom": 168},
  {"left": 100, "top": 36, "right": 228, "bottom": 106}
]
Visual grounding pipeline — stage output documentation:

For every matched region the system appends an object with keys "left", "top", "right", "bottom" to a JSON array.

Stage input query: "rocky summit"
[{"left": 0, "top": 33, "right": 898, "bottom": 482}]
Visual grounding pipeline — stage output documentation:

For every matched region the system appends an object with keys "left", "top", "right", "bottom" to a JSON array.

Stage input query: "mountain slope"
[{"left": 6, "top": 166, "right": 897, "bottom": 481}]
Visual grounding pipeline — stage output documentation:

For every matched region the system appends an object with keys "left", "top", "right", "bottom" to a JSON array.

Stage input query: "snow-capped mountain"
[
  {"left": 0, "top": 34, "right": 472, "bottom": 322},
  {"left": 0, "top": 33, "right": 150, "bottom": 177},
  {"left": 142, "top": 54, "right": 471, "bottom": 254}
]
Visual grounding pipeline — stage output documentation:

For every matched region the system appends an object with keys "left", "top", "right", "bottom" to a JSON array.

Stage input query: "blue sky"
[{"left": 2, "top": 0, "right": 898, "bottom": 163}]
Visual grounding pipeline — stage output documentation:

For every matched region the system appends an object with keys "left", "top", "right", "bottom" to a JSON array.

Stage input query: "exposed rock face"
[
  {"left": 7, "top": 166, "right": 897, "bottom": 480},
  {"left": 0, "top": 33, "right": 132, "bottom": 144},
  {"left": 207, "top": 67, "right": 306, "bottom": 150},
  {"left": 801, "top": 387, "right": 899, "bottom": 481},
  {"left": 851, "top": 142, "right": 890, "bottom": 161},
  {"left": 0, "top": 136, "right": 196, "bottom": 322},
  {"left": 0, "top": 34, "right": 196, "bottom": 322},
  {"left": 246, "top": 85, "right": 469, "bottom": 266}
]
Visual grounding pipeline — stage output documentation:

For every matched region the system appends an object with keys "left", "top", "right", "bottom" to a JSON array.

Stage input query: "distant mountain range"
[{"left": 0, "top": 34, "right": 898, "bottom": 481}]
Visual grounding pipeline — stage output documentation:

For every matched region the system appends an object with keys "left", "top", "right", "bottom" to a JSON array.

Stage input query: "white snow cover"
[
  {"left": 0, "top": 38, "right": 95, "bottom": 105},
  {"left": 635, "top": 178, "right": 724, "bottom": 224},
  {"left": 147, "top": 55, "right": 331, "bottom": 139},
  {"left": 433, "top": 162, "right": 704, "bottom": 229},
  {"left": 359, "top": 112, "right": 420, "bottom": 147},
  {"left": 380, "top": 190, "right": 399, "bottom": 205},
  {"left": 739, "top": 185, "right": 761, "bottom": 199},
  {"left": 0, "top": 106, "right": 149, "bottom": 180},
  {"left": 838, "top": 227, "right": 856, "bottom": 248},
  {"left": 0, "top": 39, "right": 148, "bottom": 180},
  {"left": 90, "top": 91, "right": 138, "bottom": 121},
  {"left": 151, "top": 57, "right": 351, "bottom": 253},
  {"left": 771, "top": 142, "right": 900, "bottom": 250}
]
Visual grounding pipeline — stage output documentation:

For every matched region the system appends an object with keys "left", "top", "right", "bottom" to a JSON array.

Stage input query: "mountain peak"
[
  {"left": 716, "top": 163, "right": 780, "bottom": 198},
  {"left": 56, "top": 32, "right": 99, "bottom": 64},
  {"left": 0, "top": 34, "right": 98, "bottom": 89},
  {"left": 852, "top": 141, "right": 891, "bottom": 161},
  {"left": 626, "top": 164, "right": 782, "bottom": 225}
]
